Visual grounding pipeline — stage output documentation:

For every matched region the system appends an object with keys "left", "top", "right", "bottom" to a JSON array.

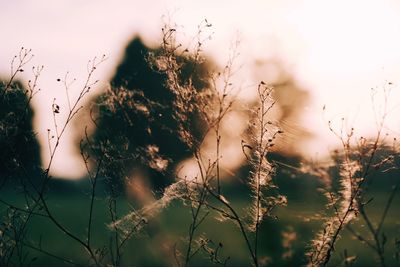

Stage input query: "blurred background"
[
  {"left": 1, "top": 1, "right": 400, "bottom": 266},
  {"left": 1, "top": 0, "right": 400, "bottom": 178}
]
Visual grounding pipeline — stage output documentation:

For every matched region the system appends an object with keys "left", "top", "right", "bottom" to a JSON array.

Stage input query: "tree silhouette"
[
  {"left": 0, "top": 80, "right": 41, "bottom": 187},
  {"left": 86, "top": 37, "right": 211, "bottom": 193}
]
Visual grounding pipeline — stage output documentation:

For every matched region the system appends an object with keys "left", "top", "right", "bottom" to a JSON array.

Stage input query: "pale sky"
[{"left": 1, "top": 0, "right": 400, "bottom": 178}]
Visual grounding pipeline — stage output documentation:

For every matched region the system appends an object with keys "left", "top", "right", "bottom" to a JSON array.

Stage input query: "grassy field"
[{"left": 1, "top": 171, "right": 399, "bottom": 267}]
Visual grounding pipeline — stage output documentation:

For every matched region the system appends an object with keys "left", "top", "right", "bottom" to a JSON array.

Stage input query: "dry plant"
[
  {"left": 0, "top": 47, "right": 42, "bottom": 267},
  {"left": 110, "top": 20, "right": 286, "bottom": 267},
  {"left": 2, "top": 21, "right": 399, "bottom": 267},
  {"left": 306, "top": 85, "right": 399, "bottom": 267},
  {"left": 0, "top": 48, "right": 115, "bottom": 266}
]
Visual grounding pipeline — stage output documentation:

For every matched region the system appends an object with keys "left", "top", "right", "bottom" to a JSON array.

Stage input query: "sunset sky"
[{"left": 1, "top": 0, "right": 400, "bottom": 178}]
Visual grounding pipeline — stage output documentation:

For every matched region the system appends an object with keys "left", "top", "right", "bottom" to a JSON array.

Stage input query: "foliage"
[
  {"left": 0, "top": 24, "right": 399, "bottom": 267},
  {"left": 0, "top": 48, "right": 41, "bottom": 187}
]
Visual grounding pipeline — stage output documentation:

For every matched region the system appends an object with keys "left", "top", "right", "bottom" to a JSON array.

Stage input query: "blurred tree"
[
  {"left": 0, "top": 80, "right": 41, "bottom": 187},
  {"left": 253, "top": 59, "right": 312, "bottom": 155},
  {"left": 85, "top": 37, "right": 211, "bottom": 194}
]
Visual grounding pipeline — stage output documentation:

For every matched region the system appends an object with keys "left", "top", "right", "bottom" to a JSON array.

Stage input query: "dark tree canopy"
[
  {"left": 0, "top": 80, "right": 41, "bottom": 186},
  {"left": 87, "top": 37, "right": 211, "bottom": 192}
]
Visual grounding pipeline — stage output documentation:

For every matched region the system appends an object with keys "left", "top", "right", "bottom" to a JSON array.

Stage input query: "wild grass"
[{"left": 0, "top": 22, "right": 399, "bottom": 267}]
